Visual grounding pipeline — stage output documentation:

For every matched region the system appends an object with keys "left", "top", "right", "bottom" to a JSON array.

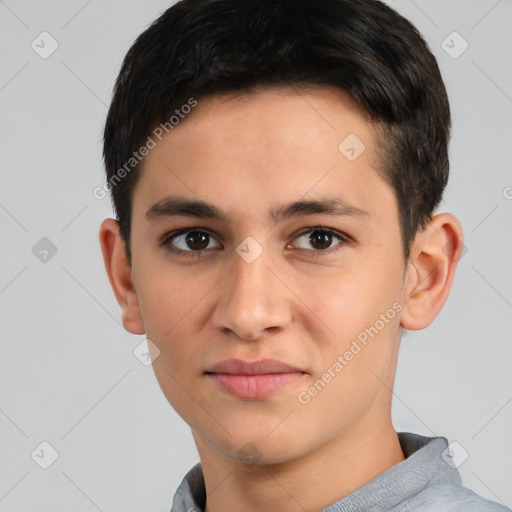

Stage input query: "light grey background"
[{"left": 0, "top": 1, "right": 511, "bottom": 510}]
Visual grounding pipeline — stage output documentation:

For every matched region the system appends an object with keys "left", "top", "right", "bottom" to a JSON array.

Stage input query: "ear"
[
  {"left": 99, "top": 218, "right": 145, "bottom": 335},
  {"left": 400, "top": 213, "right": 463, "bottom": 330}
]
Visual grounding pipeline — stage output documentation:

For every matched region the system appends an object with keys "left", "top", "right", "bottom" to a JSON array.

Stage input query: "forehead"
[
  {"left": 132, "top": 86, "right": 394, "bottom": 226},
  {"left": 162, "top": 86, "right": 374, "bottom": 158}
]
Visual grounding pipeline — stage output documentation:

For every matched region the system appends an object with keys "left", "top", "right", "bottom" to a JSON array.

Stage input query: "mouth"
[{"left": 205, "top": 358, "right": 307, "bottom": 399}]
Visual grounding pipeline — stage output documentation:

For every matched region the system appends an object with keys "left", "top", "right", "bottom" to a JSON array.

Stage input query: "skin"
[{"left": 100, "top": 87, "right": 463, "bottom": 512}]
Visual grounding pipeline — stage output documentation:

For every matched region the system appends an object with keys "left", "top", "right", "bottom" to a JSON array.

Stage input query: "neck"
[{"left": 196, "top": 418, "right": 405, "bottom": 512}]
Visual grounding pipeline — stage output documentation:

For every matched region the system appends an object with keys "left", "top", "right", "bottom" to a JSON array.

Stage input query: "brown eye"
[
  {"left": 292, "top": 227, "right": 349, "bottom": 254},
  {"left": 164, "top": 229, "right": 221, "bottom": 253},
  {"left": 309, "top": 229, "right": 333, "bottom": 250},
  {"left": 184, "top": 230, "right": 210, "bottom": 250}
]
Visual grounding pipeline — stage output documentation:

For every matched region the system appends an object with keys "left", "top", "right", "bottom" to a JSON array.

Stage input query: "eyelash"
[{"left": 160, "top": 227, "right": 351, "bottom": 259}]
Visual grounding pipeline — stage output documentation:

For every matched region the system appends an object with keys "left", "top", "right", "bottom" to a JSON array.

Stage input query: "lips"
[
  {"left": 205, "top": 358, "right": 307, "bottom": 399},
  {"left": 205, "top": 358, "right": 304, "bottom": 375}
]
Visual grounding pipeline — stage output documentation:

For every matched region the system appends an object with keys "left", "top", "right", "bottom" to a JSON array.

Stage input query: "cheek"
[
  {"left": 133, "top": 266, "right": 211, "bottom": 374},
  {"left": 137, "top": 269, "right": 208, "bottom": 424},
  {"left": 301, "top": 263, "right": 398, "bottom": 335},
  {"left": 297, "top": 259, "right": 403, "bottom": 384},
  {"left": 135, "top": 256, "right": 216, "bottom": 330}
]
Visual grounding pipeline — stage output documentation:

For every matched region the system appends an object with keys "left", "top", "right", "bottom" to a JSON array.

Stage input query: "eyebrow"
[{"left": 145, "top": 195, "right": 369, "bottom": 226}]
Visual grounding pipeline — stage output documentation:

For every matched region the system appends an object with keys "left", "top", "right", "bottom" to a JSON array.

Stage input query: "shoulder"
[
  {"left": 401, "top": 482, "right": 511, "bottom": 512},
  {"left": 392, "top": 433, "right": 509, "bottom": 512},
  {"left": 449, "top": 490, "right": 510, "bottom": 512}
]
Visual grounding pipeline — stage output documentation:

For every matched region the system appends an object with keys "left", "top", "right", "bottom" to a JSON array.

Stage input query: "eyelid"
[
  {"left": 288, "top": 226, "right": 351, "bottom": 254},
  {"left": 161, "top": 225, "right": 351, "bottom": 257},
  {"left": 292, "top": 225, "right": 350, "bottom": 241},
  {"left": 160, "top": 227, "right": 222, "bottom": 248}
]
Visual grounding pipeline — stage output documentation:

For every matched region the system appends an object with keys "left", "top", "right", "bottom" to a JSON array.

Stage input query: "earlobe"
[
  {"left": 400, "top": 213, "right": 463, "bottom": 331},
  {"left": 99, "top": 219, "right": 145, "bottom": 335}
]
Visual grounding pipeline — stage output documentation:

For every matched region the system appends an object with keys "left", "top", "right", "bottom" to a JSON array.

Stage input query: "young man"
[{"left": 99, "top": 0, "right": 509, "bottom": 510}]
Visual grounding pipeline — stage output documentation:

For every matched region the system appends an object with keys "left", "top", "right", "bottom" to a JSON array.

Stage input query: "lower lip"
[{"left": 206, "top": 372, "right": 305, "bottom": 399}]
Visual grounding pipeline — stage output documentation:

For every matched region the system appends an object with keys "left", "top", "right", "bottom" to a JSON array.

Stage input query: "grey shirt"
[{"left": 170, "top": 432, "right": 509, "bottom": 511}]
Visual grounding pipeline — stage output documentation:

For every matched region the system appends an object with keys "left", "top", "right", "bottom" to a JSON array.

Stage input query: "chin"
[{"left": 217, "top": 430, "right": 308, "bottom": 467}]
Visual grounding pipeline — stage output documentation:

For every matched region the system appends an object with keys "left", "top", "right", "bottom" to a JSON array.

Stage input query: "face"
[{"left": 128, "top": 87, "right": 407, "bottom": 464}]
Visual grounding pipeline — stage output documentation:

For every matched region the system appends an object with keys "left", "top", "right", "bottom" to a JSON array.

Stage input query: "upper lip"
[{"left": 205, "top": 358, "right": 305, "bottom": 375}]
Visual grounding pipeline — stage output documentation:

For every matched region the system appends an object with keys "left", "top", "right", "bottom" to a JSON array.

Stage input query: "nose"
[{"left": 211, "top": 246, "right": 292, "bottom": 342}]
